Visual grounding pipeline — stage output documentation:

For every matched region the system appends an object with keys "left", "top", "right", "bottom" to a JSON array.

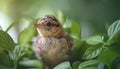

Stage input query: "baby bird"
[{"left": 33, "top": 15, "right": 73, "bottom": 68}]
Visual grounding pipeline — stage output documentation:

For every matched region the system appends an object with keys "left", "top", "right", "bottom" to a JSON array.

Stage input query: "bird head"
[{"left": 34, "top": 15, "right": 64, "bottom": 37}]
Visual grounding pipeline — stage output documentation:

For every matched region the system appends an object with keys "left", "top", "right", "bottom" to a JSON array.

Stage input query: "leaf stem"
[{"left": 14, "top": 59, "right": 18, "bottom": 69}]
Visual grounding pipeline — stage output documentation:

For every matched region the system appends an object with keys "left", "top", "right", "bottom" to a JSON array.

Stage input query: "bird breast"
[{"left": 33, "top": 36, "right": 71, "bottom": 67}]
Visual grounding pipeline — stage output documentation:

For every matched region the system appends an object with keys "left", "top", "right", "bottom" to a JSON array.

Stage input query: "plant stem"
[{"left": 14, "top": 60, "right": 18, "bottom": 69}]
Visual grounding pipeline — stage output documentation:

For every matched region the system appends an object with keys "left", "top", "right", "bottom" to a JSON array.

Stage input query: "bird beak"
[{"left": 33, "top": 24, "right": 41, "bottom": 28}]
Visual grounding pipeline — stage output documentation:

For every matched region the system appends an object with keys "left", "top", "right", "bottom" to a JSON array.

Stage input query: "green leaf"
[
  {"left": 57, "top": 10, "right": 66, "bottom": 24},
  {"left": 109, "top": 43, "right": 120, "bottom": 57},
  {"left": 9, "top": 45, "right": 25, "bottom": 61},
  {"left": 98, "top": 63, "right": 108, "bottom": 69},
  {"left": 110, "top": 57, "right": 120, "bottom": 69},
  {"left": 63, "top": 19, "right": 72, "bottom": 29},
  {"left": 82, "top": 46, "right": 103, "bottom": 59},
  {"left": 0, "top": 30, "right": 15, "bottom": 52},
  {"left": 0, "top": 52, "right": 13, "bottom": 68},
  {"left": 79, "top": 60, "right": 99, "bottom": 69},
  {"left": 18, "top": 27, "right": 37, "bottom": 44},
  {"left": 70, "top": 21, "right": 81, "bottom": 39},
  {"left": 0, "top": 64, "right": 13, "bottom": 69},
  {"left": 53, "top": 61, "right": 72, "bottom": 69},
  {"left": 72, "top": 61, "right": 81, "bottom": 69},
  {"left": 20, "top": 60, "right": 44, "bottom": 69},
  {"left": 72, "top": 40, "right": 89, "bottom": 59},
  {"left": 86, "top": 35, "right": 104, "bottom": 45},
  {"left": 98, "top": 49, "right": 118, "bottom": 69},
  {"left": 6, "top": 20, "right": 19, "bottom": 32},
  {"left": 107, "top": 19, "right": 120, "bottom": 44},
  {"left": 9, "top": 45, "right": 26, "bottom": 69}
]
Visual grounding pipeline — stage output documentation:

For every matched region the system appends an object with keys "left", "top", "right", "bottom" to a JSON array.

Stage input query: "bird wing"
[{"left": 62, "top": 33, "right": 73, "bottom": 47}]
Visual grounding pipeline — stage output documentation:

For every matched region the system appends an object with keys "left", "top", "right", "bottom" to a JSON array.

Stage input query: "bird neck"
[{"left": 52, "top": 28, "right": 65, "bottom": 38}]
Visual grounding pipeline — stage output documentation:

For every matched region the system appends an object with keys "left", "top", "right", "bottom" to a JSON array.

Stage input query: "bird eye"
[{"left": 46, "top": 22, "right": 52, "bottom": 27}]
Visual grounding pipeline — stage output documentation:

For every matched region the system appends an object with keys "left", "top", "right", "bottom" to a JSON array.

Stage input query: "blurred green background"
[{"left": 0, "top": 0, "right": 120, "bottom": 42}]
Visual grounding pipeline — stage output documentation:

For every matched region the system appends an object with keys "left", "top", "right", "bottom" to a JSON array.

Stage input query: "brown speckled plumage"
[{"left": 32, "top": 15, "right": 73, "bottom": 68}]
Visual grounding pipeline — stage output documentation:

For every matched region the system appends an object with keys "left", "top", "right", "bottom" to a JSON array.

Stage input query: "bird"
[{"left": 32, "top": 15, "right": 73, "bottom": 69}]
